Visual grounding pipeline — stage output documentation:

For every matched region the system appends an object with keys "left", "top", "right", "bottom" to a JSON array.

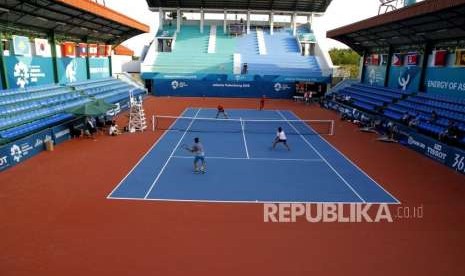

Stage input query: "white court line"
[
  {"left": 288, "top": 111, "right": 401, "bottom": 204},
  {"left": 143, "top": 108, "right": 201, "bottom": 199},
  {"left": 276, "top": 110, "right": 366, "bottom": 203},
  {"left": 171, "top": 155, "right": 324, "bottom": 162},
  {"left": 107, "top": 109, "right": 189, "bottom": 199},
  {"left": 240, "top": 117, "right": 250, "bottom": 159},
  {"left": 108, "top": 197, "right": 400, "bottom": 205}
]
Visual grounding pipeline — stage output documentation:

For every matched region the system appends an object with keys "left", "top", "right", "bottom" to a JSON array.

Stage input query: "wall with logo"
[
  {"left": 89, "top": 57, "right": 110, "bottom": 80},
  {"left": 388, "top": 65, "right": 422, "bottom": 92},
  {"left": 152, "top": 79, "right": 296, "bottom": 98},
  {"left": 4, "top": 56, "right": 55, "bottom": 89},
  {"left": 57, "top": 57, "right": 88, "bottom": 84},
  {"left": 424, "top": 53, "right": 465, "bottom": 98},
  {"left": 362, "top": 65, "right": 387, "bottom": 86}
]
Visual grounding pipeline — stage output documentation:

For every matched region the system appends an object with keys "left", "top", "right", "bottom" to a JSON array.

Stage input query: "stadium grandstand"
[
  {"left": 1, "top": 1, "right": 465, "bottom": 276},
  {"left": 141, "top": 0, "right": 334, "bottom": 98},
  {"left": 326, "top": 0, "right": 465, "bottom": 173},
  {"left": 0, "top": 0, "right": 149, "bottom": 170}
]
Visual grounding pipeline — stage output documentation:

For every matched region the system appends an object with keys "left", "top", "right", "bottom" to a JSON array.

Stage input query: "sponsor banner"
[
  {"left": 4, "top": 56, "right": 54, "bottom": 89},
  {"left": 89, "top": 57, "right": 110, "bottom": 79},
  {"left": 363, "top": 65, "right": 387, "bottom": 86},
  {"left": 401, "top": 131, "right": 465, "bottom": 174},
  {"left": 424, "top": 67, "right": 465, "bottom": 98},
  {"left": 153, "top": 79, "right": 295, "bottom": 98},
  {"left": 52, "top": 123, "right": 72, "bottom": 145},
  {"left": 57, "top": 57, "right": 88, "bottom": 84},
  {"left": 7, "top": 129, "right": 53, "bottom": 166},
  {"left": 388, "top": 65, "right": 421, "bottom": 92},
  {"left": 0, "top": 144, "right": 12, "bottom": 172}
]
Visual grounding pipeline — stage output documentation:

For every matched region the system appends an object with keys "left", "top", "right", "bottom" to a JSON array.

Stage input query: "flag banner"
[
  {"left": 406, "top": 53, "right": 419, "bottom": 66},
  {"left": 61, "top": 42, "right": 76, "bottom": 57},
  {"left": 380, "top": 54, "right": 388, "bottom": 66},
  {"left": 34, "top": 38, "right": 51, "bottom": 57},
  {"left": 455, "top": 49, "right": 465, "bottom": 66},
  {"left": 12, "top": 35, "right": 31, "bottom": 56},
  {"left": 392, "top": 53, "right": 403, "bottom": 66},
  {"left": 78, "top": 43, "right": 88, "bottom": 57},
  {"left": 88, "top": 44, "right": 98, "bottom": 57},
  {"left": 105, "top": 45, "right": 112, "bottom": 56},
  {"left": 365, "top": 56, "right": 372, "bottom": 65},
  {"left": 433, "top": 50, "right": 447, "bottom": 66},
  {"left": 371, "top": 54, "right": 380, "bottom": 65},
  {"left": 97, "top": 44, "right": 106, "bottom": 57}
]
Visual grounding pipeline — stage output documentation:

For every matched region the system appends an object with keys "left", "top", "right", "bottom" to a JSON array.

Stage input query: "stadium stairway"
[
  {"left": 152, "top": 25, "right": 234, "bottom": 74},
  {"left": 0, "top": 78, "right": 145, "bottom": 143},
  {"left": 236, "top": 29, "right": 322, "bottom": 77}
]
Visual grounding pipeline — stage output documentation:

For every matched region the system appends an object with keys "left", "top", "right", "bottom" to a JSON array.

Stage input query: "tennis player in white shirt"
[{"left": 272, "top": 127, "right": 290, "bottom": 151}]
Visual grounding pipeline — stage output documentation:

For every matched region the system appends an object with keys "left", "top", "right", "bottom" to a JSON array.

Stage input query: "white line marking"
[
  {"left": 240, "top": 117, "right": 250, "bottom": 159},
  {"left": 171, "top": 155, "right": 324, "bottom": 162},
  {"left": 143, "top": 108, "right": 201, "bottom": 199},
  {"left": 288, "top": 111, "right": 401, "bottom": 204},
  {"left": 107, "top": 197, "right": 400, "bottom": 205},
  {"left": 107, "top": 109, "right": 189, "bottom": 199},
  {"left": 276, "top": 110, "right": 366, "bottom": 203}
]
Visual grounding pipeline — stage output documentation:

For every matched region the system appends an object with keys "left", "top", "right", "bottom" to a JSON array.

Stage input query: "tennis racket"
[{"left": 181, "top": 144, "right": 192, "bottom": 151}]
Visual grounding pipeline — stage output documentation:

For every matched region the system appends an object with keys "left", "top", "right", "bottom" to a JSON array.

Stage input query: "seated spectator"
[
  {"left": 429, "top": 110, "right": 438, "bottom": 123},
  {"left": 408, "top": 113, "right": 421, "bottom": 128},
  {"left": 96, "top": 116, "right": 105, "bottom": 128},
  {"left": 104, "top": 115, "right": 115, "bottom": 126},
  {"left": 70, "top": 125, "right": 82, "bottom": 139},
  {"left": 85, "top": 117, "right": 97, "bottom": 139},
  {"left": 109, "top": 123, "right": 121, "bottom": 136},
  {"left": 440, "top": 121, "right": 462, "bottom": 144},
  {"left": 401, "top": 112, "right": 411, "bottom": 124}
]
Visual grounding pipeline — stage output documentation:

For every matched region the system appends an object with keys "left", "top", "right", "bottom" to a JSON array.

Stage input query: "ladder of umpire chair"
[{"left": 128, "top": 90, "right": 147, "bottom": 132}]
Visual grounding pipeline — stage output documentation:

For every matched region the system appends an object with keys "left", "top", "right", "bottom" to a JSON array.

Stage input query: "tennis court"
[{"left": 108, "top": 108, "right": 399, "bottom": 203}]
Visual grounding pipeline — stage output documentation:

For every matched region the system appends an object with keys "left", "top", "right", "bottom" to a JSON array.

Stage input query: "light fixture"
[
  {"left": 56, "top": 21, "right": 67, "bottom": 26},
  {"left": 36, "top": 16, "right": 48, "bottom": 22},
  {"left": 0, "top": 7, "right": 10, "bottom": 13}
]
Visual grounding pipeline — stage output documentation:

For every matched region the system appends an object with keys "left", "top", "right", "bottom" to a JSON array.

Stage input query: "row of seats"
[
  {"left": 331, "top": 82, "right": 465, "bottom": 146},
  {"left": 0, "top": 78, "right": 144, "bottom": 142},
  {"left": 0, "top": 91, "right": 83, "bottom": 116}
]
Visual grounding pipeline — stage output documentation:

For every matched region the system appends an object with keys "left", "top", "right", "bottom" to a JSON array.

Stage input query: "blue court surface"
[{"left": 108, "top": 108, "right": 399, "bottom": 204}]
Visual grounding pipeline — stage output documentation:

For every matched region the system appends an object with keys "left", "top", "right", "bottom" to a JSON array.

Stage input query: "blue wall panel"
[{"left": 362, "top": 65, "right": 386, "bottom": 86}]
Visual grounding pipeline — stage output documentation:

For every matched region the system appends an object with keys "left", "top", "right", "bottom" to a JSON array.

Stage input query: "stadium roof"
[
  {"left": 327, "top": 0, "right": 465, "bottom": 53},
  {"left": 0, "top": 0, "right": 150, "bottom": 44},
  {"left": 146, "top": 0, "right": 333, "bottom": 13}
]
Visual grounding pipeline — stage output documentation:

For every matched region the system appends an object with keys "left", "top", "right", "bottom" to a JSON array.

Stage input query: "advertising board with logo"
[
  {"left": 153, "top": 79, "right": 295, "bottom": 98},
  {"left": 57, "top": 57, "right": 88, "bottom": 84},
  {"left": 388, "top": 65, "right": 421, "bottom": 92},
  {"left": 362, "top": 65, "right": 387, "bottom": 87},
  {"left": 4, "top": 56, "right": 54, "bottom": 88},
  {"left": 89, "top": 57, "right": 110, "bottom": 79}
]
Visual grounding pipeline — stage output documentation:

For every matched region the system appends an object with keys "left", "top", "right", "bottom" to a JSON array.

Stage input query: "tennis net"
[{"left": 152, "top": 115, "right": 334, "bottom": 136}]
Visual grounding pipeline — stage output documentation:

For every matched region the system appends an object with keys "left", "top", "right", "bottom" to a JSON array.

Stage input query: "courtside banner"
[
  {"left": 0, "top": 144, "right": 12, "bottom": 172},
  {"left": 4, "top": 56, "right": 55, "bottom": 89},
  {"left": 57, "top": 57, "right": 88, "bottom": 84},
  {"left": 89, "top": 58, "right": 110, "bottom": 79},
  {"left": 7, "top": 129, "right": 53, "bottom": 166},
  {"left": 52, "top": 123, "right": 72, "bottom": 145}
]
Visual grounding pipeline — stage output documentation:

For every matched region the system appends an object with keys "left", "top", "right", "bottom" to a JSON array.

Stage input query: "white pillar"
[
  {"left": 270, "top": 12, "right": 274, "bottom": 35},
  {"left": 176, "top": 8, "right": 181, "bottom": 32},
  {"left": 158, "top": 8, "right": 164, "bottom": 30},
  {"left": 200, "top": 9, "right": 204, "bottom": 33},
  {"left": 292, "top": 13, "right": 297, "bottom": 36},
  {"left": 224, "top": 10, "right": 227, "bottom": 33},
  {"left": 246, "top": 11, "right": 251, "bottom": 34}
]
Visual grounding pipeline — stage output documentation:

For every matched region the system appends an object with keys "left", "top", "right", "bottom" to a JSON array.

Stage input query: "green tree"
[{"left": 329, "top": 48, "right": 361, "bottom": 78}]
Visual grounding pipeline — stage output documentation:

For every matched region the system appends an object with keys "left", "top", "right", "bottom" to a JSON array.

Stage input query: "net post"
[
  {"left": 152, "top": 115, "right": 155, "bottom": 131},
  {"left": 330, "top": 120, "right": 335, "bottom": 136}
]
